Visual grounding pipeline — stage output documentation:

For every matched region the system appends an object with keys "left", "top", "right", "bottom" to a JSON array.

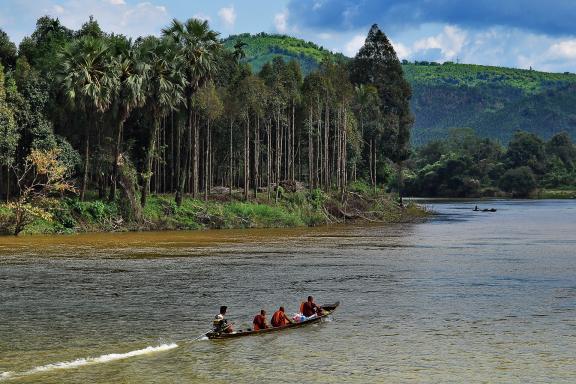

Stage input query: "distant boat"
[
  {"left": 473, "top": 206, "right": 497, "bottom": 212},
  {"left": 205, "top": 302, "right": 340, "bottom": 340}
]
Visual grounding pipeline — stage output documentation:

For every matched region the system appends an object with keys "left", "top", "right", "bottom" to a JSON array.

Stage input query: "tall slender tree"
[
  {"left": 350, "top": 24, "right": 413, "bottom": 198},
  {"left": 139, "top": 37, "right": 184, "bottom": 207},
  {"left": 58, "top": 36, "right": 116, "bottom": 200},
  {"left": 162, "top": 18, "right": 221, "bottom": 204},
  {"left": 108, "top": 37, "right": 149, "bottom": 201}
]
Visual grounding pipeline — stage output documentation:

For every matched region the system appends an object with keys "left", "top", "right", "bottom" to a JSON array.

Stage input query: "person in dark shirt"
[
  {"left": 302, "top": 296, "right": 320, "bottom": 317},
  {"left": 252, "top": 309, "right": 269, "bottom": 331},
  {"left": 213, "top": 306, "right": 233, "bottom": 333}
]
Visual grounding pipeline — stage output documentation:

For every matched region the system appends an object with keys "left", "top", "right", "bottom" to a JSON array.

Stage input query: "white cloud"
[
  {"left": 218, "top": 6, "right": 236, "bottom": 28},
  {"left": 318, "top": 32, "right": 332, "bottom": 40},
  {"left": 547, "top": 40, "right": 576, "bottom": 60},
  {"left": 193, "top": 13, "right": 211, "bottom": 22},
  {"left": 391, "top": 40, "right": 410, "bottom": 59},
  {"left": 107, "top": 0, "right": 126, "bottom": 5},
  {"left": 53, "top": 4, "right": 64, "bottom": 14},
  {"left": 345, "top": 34, "right": 365, "bottom": 56},
  {"left": 274, "top": 10, "right": 289, "bottom": 33},
  {"left": 413, "top": 25, "right": 467, "bottom": 61},
  {"left": 312, "top": 0, "right": 325, "bottom": 11}
]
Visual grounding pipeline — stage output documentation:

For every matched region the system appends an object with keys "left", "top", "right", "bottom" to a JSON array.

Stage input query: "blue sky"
[{"left": 1, "top": 0, "right": 575, "bottom": 73}]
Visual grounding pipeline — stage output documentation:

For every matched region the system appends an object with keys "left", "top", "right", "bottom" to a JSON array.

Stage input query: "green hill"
[
  {"left": 404, "top": 63, "right": 576, "bottom": 144},
  {"left": 223, "top": 33, "right": 345, "bottom": 74},
  {"left": 223, "top": 34, "right": 576, "bottom": 145}
]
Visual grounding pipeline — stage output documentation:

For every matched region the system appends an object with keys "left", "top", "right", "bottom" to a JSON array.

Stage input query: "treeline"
[
  {"left": 0, "top": 18, "right": 412, "bottom": 219},
  {"left": 405, "top": 128, "right": 576, "bottom": 197}
]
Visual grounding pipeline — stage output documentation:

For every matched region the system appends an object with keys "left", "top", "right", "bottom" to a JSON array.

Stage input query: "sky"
[{"left": 1, "top": 0, "right": 575, "bottom": 73}]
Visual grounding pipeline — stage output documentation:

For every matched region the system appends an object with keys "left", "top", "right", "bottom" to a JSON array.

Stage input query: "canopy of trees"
[
  {"left": 0, "top": 19, "right": 412, "bottom": 217},
  {"left": 405, "top": 129, "right": 576, "bottom": 197}
]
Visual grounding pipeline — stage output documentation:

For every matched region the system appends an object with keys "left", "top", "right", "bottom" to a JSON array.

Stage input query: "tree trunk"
[
  {"left": 175, "top": 114, "right": 180, "bottom": 195},
  {"left": 141, "top": 116, "right": 160, "bottom": 207},
  {"left": 110, "top": 106, "right": 129, "bottom": 201},
  {"left": 80, "top": 126, "right": 90, "bottom": 201},
  {"left": 275, "top": 111, "right": 281, "bottom": 203},
  {"left": 308, "top": 108, "right": 313, "bottom": 190},
  {"left": 373, "top": 139, "right": 378, "bottom": 193},
  {"left": 253, "top": 117, "right": 259, "bottom": 198},
  {"left": 193, "top": 111, "right": 199, "bottom": 198},
  {"left": 229, "top": 118, "right": 233, "bottom": 197},
  {"left": 291, "top": 101, "right": 295, "bottom": 181},
  {"left": 398, "top": 161, "right": 404, "bottom": 207},
  {"left": 244, "top": 116, "right": 250, "bottom": 201},
  {"left": 324, "top": 103, "right": 329, "bottom": 190},
  {"left": 267, "top": 118, "right": 271, "bottom": 199},
  {"left": 204, "top": 119, "right": 210, "bottom": 201},
  {"left": 7, "top": 165, "right": 10, "bottom": 202}
]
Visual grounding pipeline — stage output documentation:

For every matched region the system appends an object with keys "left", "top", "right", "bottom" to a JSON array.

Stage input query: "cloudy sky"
[{"left": 1, "top": 0, "right": 575, "bottom": 73}]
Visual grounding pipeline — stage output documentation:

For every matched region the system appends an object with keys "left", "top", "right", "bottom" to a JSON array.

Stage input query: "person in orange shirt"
[
  {"left": 252, "top": 309, "right": 269, "bottom": 331},
  {"left": 302, "top": 296, "right": 321, "bottom": 317},
  {"left": 271, "top": 306, "right": 293, "bottom": 327}
]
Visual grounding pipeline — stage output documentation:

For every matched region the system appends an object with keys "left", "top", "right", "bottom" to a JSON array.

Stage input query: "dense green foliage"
[
  {"left": 405, "top": 129, "right": 576, "bottom": 197},
  {"left": 224, "top": 34, "right": 576, "bottom": 145},
  {"left": 402, "top": 62, "right": 576, "bottom": 93},
  {"left": 0, "top": 18, "right": 417, "bottom": 234},
  {"left": 223, "top": 33, "right": 345, "bottom": 74},
  {"left": 407, "top": 63, "right": 576, "bottom": 144},
  {"left": 0, "top": 189, "right": 427, "bottom": 235}
]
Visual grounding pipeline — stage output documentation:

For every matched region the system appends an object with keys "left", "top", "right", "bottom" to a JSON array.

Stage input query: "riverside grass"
[{"left": 0, "top": 186, "right": 429, "bottom": 235}]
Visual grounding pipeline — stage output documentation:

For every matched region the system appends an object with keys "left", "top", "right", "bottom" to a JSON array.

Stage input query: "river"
[{"left": 0, "top": 199, "right": 575, "bottom": 383}]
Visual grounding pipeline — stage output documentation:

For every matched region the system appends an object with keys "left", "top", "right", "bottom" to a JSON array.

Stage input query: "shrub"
[
  {"left": 307, "top": 188, "right": 326, "bottom": 209},
  {"left": 348, "top": 180, "right": 371, "bottom": 194},
  {"left": 499, "top": 166, "right": 537, "bottom": 197}
]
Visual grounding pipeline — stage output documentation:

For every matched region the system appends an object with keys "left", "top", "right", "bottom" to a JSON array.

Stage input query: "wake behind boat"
[{"left": 205, "top": 302, "right": 340, "bottom": 340}]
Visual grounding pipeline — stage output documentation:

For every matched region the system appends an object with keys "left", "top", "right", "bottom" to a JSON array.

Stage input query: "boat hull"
[{"left": 206, "top": 302, "right": 340, "bottom": 340}]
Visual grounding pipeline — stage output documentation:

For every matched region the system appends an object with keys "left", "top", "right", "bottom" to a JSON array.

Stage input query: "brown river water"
[{"left": 0, "top": 199, "right": 575, "bottom": 383}]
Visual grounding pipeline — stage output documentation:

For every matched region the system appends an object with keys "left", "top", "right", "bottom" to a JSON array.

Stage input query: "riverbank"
[
  {"left": 536, "top": 188, "right": 576, "bottom": 199},
  {"left": 0, "top": 185, "right": 429, "bottom": 236}
]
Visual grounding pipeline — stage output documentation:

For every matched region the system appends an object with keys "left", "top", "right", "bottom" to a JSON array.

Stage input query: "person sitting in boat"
[
  {"left": 252, "top": 309, "right": 269, "bottom": 331},
  {"left": 271, "top": 306, "right": 293, "bottom": 327},
  {"left": 213, "top": 306, "right": 233, "bottom": 333},
  {"left": 302, "top": 296, "right": 321, "bottom": 317}
]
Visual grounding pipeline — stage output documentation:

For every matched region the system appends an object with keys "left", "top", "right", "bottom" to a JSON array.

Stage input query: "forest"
[
  {"left": 405, "top": 128, "right": 576, "bottom": 198},
  {"left": 0, "top": 17, "right": 418, "bottom": 235},
  {"left": 222, "top": 33, "right": 576, "bottom": 145}
]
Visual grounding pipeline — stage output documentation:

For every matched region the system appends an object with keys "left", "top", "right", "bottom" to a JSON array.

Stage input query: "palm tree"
[
  {"left": 108, "top": 38, "right": 148, "bottom": 201},
  {"left": 58, "top": 36, "right": 116, "bottom": 200},
  {"left": 232, "top": 40, "right": 247, "bottom": 61},
  {"left": 139, "top": 37, "right": 184, "bottom": 208},
  {"left": 162, "top": 18, "right": 221, "bottom": 203}
]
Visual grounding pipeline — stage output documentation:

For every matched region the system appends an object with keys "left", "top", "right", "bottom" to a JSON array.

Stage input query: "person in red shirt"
[
  {"left": 271, "top": 306, "right": 293, "bottom": 327},
  {"left": 252, "top": 309, "right": 269, "bottom": 331},
  {"left": 302, "top": 296, "right": 321, "bottom": 317}
]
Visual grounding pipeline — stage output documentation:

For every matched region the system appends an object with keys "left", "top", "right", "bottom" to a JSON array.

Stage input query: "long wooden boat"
[{"left": 205, "top": 302, "right": 340, "bottom": 340}]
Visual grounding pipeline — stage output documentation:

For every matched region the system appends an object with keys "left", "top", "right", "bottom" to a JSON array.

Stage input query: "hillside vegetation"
[
  {"left": 224, "top": 34, "right": 576, "bottom": 144},
  {"left": 223, "top": 33, "right": 345, "bottom": 74}
]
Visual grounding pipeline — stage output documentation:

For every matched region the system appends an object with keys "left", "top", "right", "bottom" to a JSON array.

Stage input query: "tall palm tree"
[
  {"left": 139, "top": 37, "right": 184, "bottom": 208},
  {"left": 162, "top": 18, "right": 221, "bottom": 203},
  {"left": 108, "top": 38, "right": 149, "bottom": 201},
  {"left": 58, "top": 36, "right": 116, "bottom": 200}
]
